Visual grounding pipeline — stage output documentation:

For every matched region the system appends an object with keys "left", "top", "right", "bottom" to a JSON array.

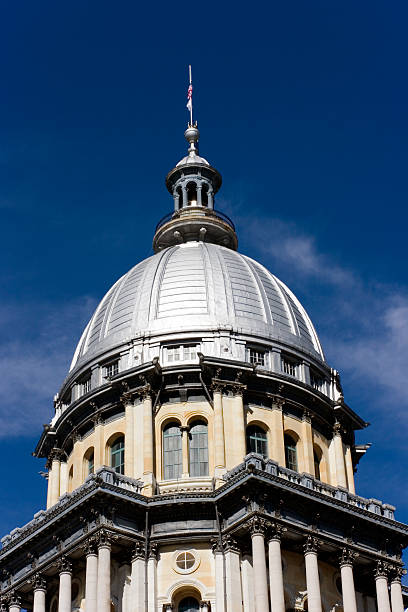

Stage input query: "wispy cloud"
[{"left": 0, "top": 297, "right": 97, "bottom": 437}]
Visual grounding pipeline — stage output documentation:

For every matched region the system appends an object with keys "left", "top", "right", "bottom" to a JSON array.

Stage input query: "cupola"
[{"left": 153, "top": 123, "right": 238, "bottom": 252}]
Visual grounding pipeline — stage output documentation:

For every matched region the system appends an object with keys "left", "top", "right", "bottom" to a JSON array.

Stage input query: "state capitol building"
[{"left": 0, "top": 113, "right": 407, "bottom": 612}]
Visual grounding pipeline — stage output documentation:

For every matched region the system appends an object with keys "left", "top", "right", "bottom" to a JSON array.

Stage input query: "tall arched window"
[
  {"left": 163, "top": 423, "right": 182, "bottom": 480},
  {"left": 84, "top": 447, "right": 94, "bottom": 477},
  {"left": 246, "top": 425, "right": 268, "bottom": 457},
  {"left": 284, "top": 434, "right": 298, "bottom": 472},
  {"left": 186, "top": 181, "right": 197, "bottom": 206},
  {"left": 189, "top": 421, "right": 209, "bottom": 477},
  {"left": 179, "top": 597, "right": 199, "bottom": 612},
  {"left": 202, "top": 183, "right": 209, "bottom": 207},
  {"left": 111, "top": 436, "right": 125, "bottom": 475},
  {"left": 313, "top": 448, "right": 321, "bottom": 480}
]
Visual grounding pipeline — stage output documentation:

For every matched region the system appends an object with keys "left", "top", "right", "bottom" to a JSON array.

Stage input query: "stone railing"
[
  {"left": 0, "top": 467, "right": 143, "bottom": 550},
  {"left": 223, "top": 453, "right": 396, "bottom": 520}
]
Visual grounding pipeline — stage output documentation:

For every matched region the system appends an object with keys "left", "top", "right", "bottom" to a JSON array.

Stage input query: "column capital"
[
  {"left": 268, "top": 523, "right": 287, "bottom": 542},
  {"left": 388, "top": 564, "right": 407, "bottom": 583},
  {"left": 97, "top": 528, "right": 117, "bottom": 549},
  {"left": 210, "top": 536, "right": 223, "bottom": 554},
  {"left": 83, "top": 536, "right": 98, "bottom": 556},
  {"left": 9, "top": 592, "right": 21, "bottom": 607},
  {"left": 302, "top": 409, "right": 312, "bottom": 423},
  {"left": 132, "top": 540, "right": 146, "bottom": 560},
  {"left": 57, "top": 556, "right": 72, "bottom": 574},
  {"left": 374, "top": 559, "right": 391, "bottom": 579},
  {"left": 303, "top": 535, "right": 322, "bottom": 555},
  {"left": 333, "top": 422, "right": 343, "bottom": 437},
  {"left": 222, "top": 534, "right": 240, "bottom": 553},
  {"left": 339, "top": 547, "right": 359, "bottom": 567},
  {"left": 248, "top": 514, "right": 271, "bottom": 537},
  {"left": 210, "top": 379, "right": 225, "bottom": 394},
  {"left": 149, "top": 542, "right": 159, "bottom": 560},
  {"left": 49, "top": 447, "right": 64, "bottom": 463},
  {"left": 267, "top": 394, "right": 285, "bottom": 410},
  {"left": 30, "top": 572, "right": 47, "bottom": 591}
]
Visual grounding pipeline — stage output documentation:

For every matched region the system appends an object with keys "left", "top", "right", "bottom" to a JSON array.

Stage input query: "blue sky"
[{"left": 1, "top": 0, "right": 407, "bottom": 574}]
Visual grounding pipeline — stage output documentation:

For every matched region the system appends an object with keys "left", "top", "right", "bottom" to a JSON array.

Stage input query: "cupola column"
[
  {"left": 389, "top": 566, "right": 406, "bottom": 612},
  {"left": 48, "top": 448, "right": 62, "bottom": 507},
  {"left": 32, "top": 575, "right": 46, "bottom": 612},
  {"left": 208, "top": 188, "right": 214, "bottom": 209},
  {"left": 339, "top": 548, "right": 358, "bottom": 612},
  {"left": 375, "top": 562, "right": 391, "bottom": 612},
  {"left": 197, "top": 184, "right": 202, "bottom": 206},
  {"left": 223, "top": 536, "right": 243, "bottom": 611},
  {"left": 249, "top": 516, "right": 270, "bottom": 612},
  {"left": 182, "top": 185, "right": 188, "bottom": 207},
  {"left": 332, "top": 422, "right": 348, "bottom": 489},
  {"left": 130, "top": 542, "right": 146, "bottom": 612},
  {"left": 303, "top": 536, "right": 322, "bottom": 612},
  {"left": 96, "top": 532, "right": 112, "bottom": 612},
  {"left": 269, "top": 396, "right": 285, "bottom": 466},
  {"left": 84, "top": 539, "right": 98, "bottom": 612},
  {"left": 302, "top": 410, "right": 315, "bottom": 475},
  {"left": 268, "top": 525, "right": 287, "bottom": 612},
  {"left": 147, "top": 543, "right": 158, "bottom": 612},
  {"left": 174, "top": 192, "right": 180, "bottom": 212},
  {"left": 57, "top": 557, "right": 72, "bottom": 612}
]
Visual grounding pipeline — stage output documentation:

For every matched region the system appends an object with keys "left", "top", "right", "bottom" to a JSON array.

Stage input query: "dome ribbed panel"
[
  {"left": 249, "top": 263, "right": 293, "bottom": 333},
  {"left": 157, "top": 244, "right": 208, "bottom": 318},
  {"left": 84, "top": 282, "right": 119, "bottom": 353},
  {"left": 222, "top": 251, "right": 266, "bottom": 321},
  {"left": 105, "top": 259, "right": 151, "bottom": 336}
]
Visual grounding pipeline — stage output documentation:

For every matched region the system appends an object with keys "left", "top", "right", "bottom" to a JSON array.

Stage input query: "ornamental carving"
[
  {"left": 200, "top": 602, "right": 211, "bottom": 610},
  {"left": 83, "top": 536, "right": 98, "bottom": 556},
  {"left": 339, "top": 547, "right": 359, "bottom": 567},
  {"left": 333, "top": 422, "right": 343, "bottom": 437},
  {"left": 210, "top": 537, "right": 223, "bottom": 554},
  {"left": 267, "top": 394, "right": 285, "bottom": 410},
  {"left": 149, "top": 542, "right": 159, "bottom": 560},
  {"left": 248, "top": 515, "right": 271, "bottom": 537},
  {"left": 388, "top": 564, "right": 407, "bottom": 583},
  {"left": 48, "top": 447, "right": 64, "bottom": 463},
  {"left": 97, "top": 529, "right": 117, "bottom": 548},
  {"left": 302, "top": 409, "right": 312, "bottom": 424},
  {"left": 268, "top": 523, "right": 287, "bottom": 542},
  {"left": 132, "top": 541, "right": 146, "bottom": 560},
  {"left": 222, "top": 534, "right": 240, "bottom": 553},
  {"left": 32, "top": 573, "right": 47, "bottom": 591},
  {"left": 57, "top": 556, "right": 72, "bottom": 574},
  {"left": 374, "top": 560, "right": 391, "bottom": 579},
  {"left": 9, "top": 592, "right": 21, "bottom": 606},
  {"left": 303, "top": 535, "right": 321, "bottom": 555}
]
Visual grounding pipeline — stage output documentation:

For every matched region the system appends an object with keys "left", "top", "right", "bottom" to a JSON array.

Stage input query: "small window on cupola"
[
  {"left": 186, "top": 181, "right": 198, "bottom": 206},
  {"left": 202, "top": 183, "right": 209, "bottom": 207}
]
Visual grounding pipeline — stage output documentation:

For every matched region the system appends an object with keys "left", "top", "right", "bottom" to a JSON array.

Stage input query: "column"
[
  {"left": 345, "top": 446, "right": 356, "bottom": 494},
  {"left": 268, "top": 526, "right": 286, "bottom": 612},
  {"left": 32, "top": 574, "right": 46, "bottom": 612},
  {"left": 97, "top": 531, "right": 112, "bottom": 612},
  {"left": 197, "top": 184, "right": 203, "bottom": 206},
  {"left": 8, "top": 593, "right": 21, "bottom": 612},
  {"left": 212, "top": 384, "right": 226, "bottom": 477},
  {"left": 93, "top": 414, "right": 104, "bottom": 470},
  {"left": 270, "top": 397, "right": 285, "bottom": 466},
  {"left": 213, "top": 540, "right": 226, "bottom": 612},
  {"left": 303, "top": 536, "right": 322, "bottom": 612},
  {"left": 390, "top": 567, "right": 405, "bottom": 612},
  {"left": 208, "top": 189, "right": 214, "bottom": 209},
  {"left": 174, "top": 192, "right": 180, "bottom": 211},
  {"left": 143, "top": 390, "right": 155, "bottom": 494},
  {"left": 147, "top": 543, "right": 158, "bottom": 612},
  {"left": 59, "top": 461, "right": 68, "bottom": 496},
  {"left": 124, "top": 393, "right": 135, "bottom": 478},
  {"left": 249, "top": 516, "right": 269, "bottom": 612},
  {"left": 241, "top": 553, "right": 255, "bottom": 612},
  {"left": 84, "top": 539, "right": 98, "bottom": 612},
  {"left": 232, "top": 390, "right": 247, "bottom": 464},
  {"left": 223, "top": 536, "right": 243, "bottom": 611},
  {"left": 339, "top": 548, "right": 359, "bottom": 612},
  {"left": 182, "top": 185, "right": 187, "bottom": 207},
  {"left": 130, "top": 542, "right": 146, "bottom": 612},
  {"left": 58, "top": 557, "right": 72, "bottom": 612},
  {"left": 302, "top": 410, "right": 315, "bottom": 475},
  {"left": 181, "top": 426, "right": 190, "bottom": 478},
  {"left": 375, "top": 561, "right": 391, "bottom": 612},
  {"left": 333, "top": 423, "right": 347, "bottom": 488},
  {"left": 50, "top": 449, "right": 62, "bottom": 506}
]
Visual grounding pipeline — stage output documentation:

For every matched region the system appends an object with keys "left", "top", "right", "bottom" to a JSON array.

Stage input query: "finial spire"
[{"left": 186, "top": 65, "right": 194, "bottom": 127}]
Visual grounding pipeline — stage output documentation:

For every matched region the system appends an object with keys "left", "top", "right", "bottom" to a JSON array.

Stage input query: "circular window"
[{"left": 173, "top": 550, "right": 200, "bottom": 574}]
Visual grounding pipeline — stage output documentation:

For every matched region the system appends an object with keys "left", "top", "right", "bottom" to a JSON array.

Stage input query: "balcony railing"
[
  {"left": 155, "top": 208, "right": 235, "bottom": 233},
  {"left": 224, "top": 453, "right": 396, "bottom": 520}
]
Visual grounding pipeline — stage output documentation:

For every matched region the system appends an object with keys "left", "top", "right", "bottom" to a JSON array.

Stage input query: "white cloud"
[{"left": 0, "top": 297, "right": 97, "bottom": 437}]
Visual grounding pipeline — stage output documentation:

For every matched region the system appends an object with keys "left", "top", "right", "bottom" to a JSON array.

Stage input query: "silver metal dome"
[{"left": 70, "top": 242, "right": 324, "bottom": 375}]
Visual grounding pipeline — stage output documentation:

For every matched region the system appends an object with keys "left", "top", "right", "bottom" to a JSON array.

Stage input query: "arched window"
[
  {"left": 201, "top": 183, "right": 209, "bottom": 207},
  {"left": 176, "top": 186, "right": 183, "bottom": 210},
  {"left": 313, "top": 449, "right": 321, "bottom": 480},
  {"left": 284, "top": 434, "right": 298, "bottom": 472},
  {"left": 68, "top": 465, "right": 73, "bottom": 492},
  {"left": 246, "top": 425, "right": 268, "bottom": 457},
  {"left": 84, "top": 447, "right": 94, "bottom": 477},
  {"left": 111, "top": 436, "right": 125, "bottom": 475},
  {"left": 186, "top": 181, "right": 197, "bottom": 206},
  {"left": 189, "top": 421, "right": 209, "bottom": 477},
  {"left": 179, "top": 597, "right": 199, "bottom": 612},
  {"left": 163, "top": 423, "right": 182, "bottom": 480}
]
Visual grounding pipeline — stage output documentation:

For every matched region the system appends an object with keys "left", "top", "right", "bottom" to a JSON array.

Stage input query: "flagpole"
[{"left": 188, "top": 64, "right": 193, "bottom": 126}]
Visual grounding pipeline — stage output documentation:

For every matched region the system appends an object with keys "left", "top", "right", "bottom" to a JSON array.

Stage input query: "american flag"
[{"left": 186, "top": 84, "right": 193, "bottom": 112}]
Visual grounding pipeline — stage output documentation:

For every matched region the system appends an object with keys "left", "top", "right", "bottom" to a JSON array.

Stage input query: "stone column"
[
  {"left": 339, "top": 548, "right": 359, "bottom": 612},
  {"left": 345, "top": 445, "right": 356, "bottom": 494},
  {"left": 142, "top": 389, "right": 155, "bottom": 494},
  {"left": 249, "top": 516, "right": 270, "bottom": 612},
  {"left": 208, "top": 189, "right": 214, "bottom": 209},
  {"left": 212, "top": 384, "right": 226, "bottom": 477},
  {"left": 174, "top": 192, "right": 180, "bottom": 211},
  {"left": 181, "top": 426, "right": 190, "bottom": 478},
  {"left": 97, "top": 531, "right": 112, "bottom": 612},
  {"left": 32, "top": 574, "right": 46, "bottom": 612},
  {"left": 390, "top": 566, "right": 406, "bottom": 612},
  {"left": 333, "top": 423, "right": 347, "bottom": 488},
  {"left": 232, "top": 389, "right": 247, "bottom": 464},
  {"left": 130, "top": 542, "right": 146, "bottom": 612},
  {"left": 241, "top": 553, "right": 255, "bottom": 612},
  {"left": 197, "top": 184, "right": 203, "bottom": 206},
  {"left": 270, "top": 397, "right": 285, "bottom": 466},
  {"left": 50, "top": 448, "right": 62, "bottom": 506},
  {"left": 93, "top": 413, "right": 104, "bottom": 470},
  {"left": 8, "top": 593, "right": 21, "bottom": 612},
  {"left": 223, "top": 536, "right": 243, "bottom": 611},
  {"left": 84, "top": 539, "right": 98, "bottom": 612},
  {"left": 375, "top": 561, "right": 391, "bottom": 612},
  {"left": 147, "top": 543, "right": 158, "bottom": 612},
  {"left": 303, "top": 536, "right": 322, "bottom": 612},
  {"left": 59, "top": 460, "right": 68, "bottom": 496},
  {"left": 213, "top": 539, "right": 226, "bottom": 612},
  {"left": 302, "top": 410, "right": 314, "bottom": 475},
  {"left": 182, "top": 185, "right": 188, "bottom": 207},
  {"left": 123, "top": 391, "right": 135, "bottom": 479},
  {"left": 58, "top": 557, "right": 72, "bottom": 612},
  {"left": 268, "top": 525, "right": 287, "bottom": 612}
]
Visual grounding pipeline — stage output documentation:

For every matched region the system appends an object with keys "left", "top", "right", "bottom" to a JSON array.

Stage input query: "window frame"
[
  {"left": 188, "top": 421, "right": 209, "bottom": 477},
  {"left": 246, "top": 425, "right": 268, "bottom": 458},
  {"left": 163, "top": 422, "right": 183, "bottom": 480},
  {"left": 110, "top": 436, "right": 125, "bottom": 475},
  {"left": 284, "top": 434, "right": 298, "bottom": 472},
  {"left": 163, "top": 343, "right": 200, "bottom": 364}
]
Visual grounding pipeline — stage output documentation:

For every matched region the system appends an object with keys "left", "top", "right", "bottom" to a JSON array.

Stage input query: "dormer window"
[
  {"left": 104, "top": 360, "right": 119, "bottom": 379},
  {"left": 248, "top": 347, "right": 267, "bottom": 367},
  {"left": 164, "top": 343, "right": 199, "bottom": 364},
  {"left": 281, "top": 356, "right": 298, "bottom": 377}
]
